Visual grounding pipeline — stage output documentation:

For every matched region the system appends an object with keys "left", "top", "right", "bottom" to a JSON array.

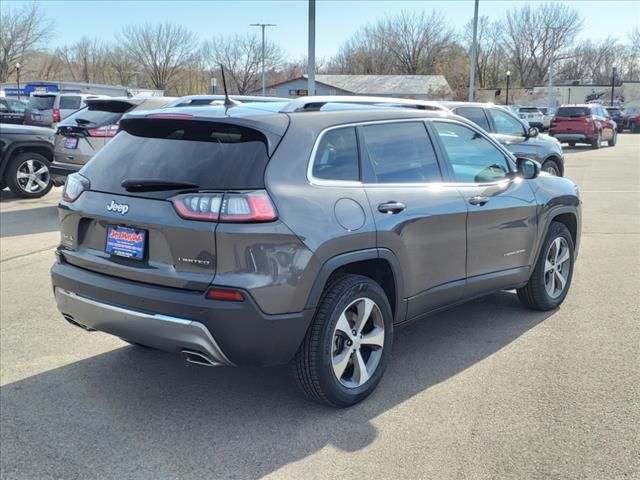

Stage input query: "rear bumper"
[
  {"left": 51, "top": 259, "right": 314, "bottom": 367},
  {"left": 55, "top": 287, "right": 233, "bottom": 366},
  {"left": 550, "top": 133, "right": 591, "bottom": 142}
]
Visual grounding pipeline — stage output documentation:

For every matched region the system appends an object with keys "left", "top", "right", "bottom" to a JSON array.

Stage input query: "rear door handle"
[
  {"left": 469, "top": 196, "right": 490, "bottom": 206},
  {"left": 378, "top": 201, "right": 406, "bottom": 214}
]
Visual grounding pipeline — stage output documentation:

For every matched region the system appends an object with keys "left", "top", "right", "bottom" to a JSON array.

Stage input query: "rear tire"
[
  {"left": 608, "top": 131, "right": 617, "bottom": 146},
  {"left": 6, "top": 152, "right": 53, "bottom": 198},
  {"left": 518, "top": 222, "right": 575, "bottom": 311},
  {"left": 591, "top": 131, "right": 601, "bottom": 149},
  {"left": 292, "top": 274, "right": 393, "bottom": 407},
  {"left": 542, "top": 159, "right": 561, "bottom": 176}
]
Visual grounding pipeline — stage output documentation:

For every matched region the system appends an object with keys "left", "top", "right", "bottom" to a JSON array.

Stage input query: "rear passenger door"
[
  {"left": 360, "top": 121, "right": 468, "bottom": 318},
  {"left": 431, "top": 120, "right": 538, "bottom": 293}
]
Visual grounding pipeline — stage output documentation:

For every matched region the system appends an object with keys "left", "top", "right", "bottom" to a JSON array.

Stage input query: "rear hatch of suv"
[
  {"left": 551, "top": 106, "right": 592, "bottom": 133},
  {"left": 58, "top": 112, "right": 288, "bottom": 291},
  {"left": 54, "top": 99, "right": 136, "bottom": 167},
  {"left": 25, "top": 93, "right": 56, "bottom": 126}
]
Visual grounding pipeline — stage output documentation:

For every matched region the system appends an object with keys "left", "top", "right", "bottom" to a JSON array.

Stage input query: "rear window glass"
[
  {"left": 519, "top": 107, "right": 541, "bottom": 113},
  {"left": 28, "top": 96, "right": 55, "bottom": 110},
  {"left": 60, "top": 106, "right": 126, "bottom": 127},
  {"left": 82, "top": 121, "right": 270, "bottom": 195},
  {"left": 59, "top": 96, "right": 81, "bottom": 110},
  {"left": 312, "top": 127, "right": 359, "bottom": 181},
  {"left": 556, "top": 107, "right": 589, "bottom": 117}
]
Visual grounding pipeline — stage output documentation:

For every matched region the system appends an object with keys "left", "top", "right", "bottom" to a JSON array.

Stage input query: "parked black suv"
[
  {"left": 51, "top": 97, "right": 581, "bottom": 406},
  {"left": 1, "top": 123, "right": 55, "bottom": 198},
  {"left": 605, "top": 106, "right": 625, "bottom": 132},
  {"left": 443, "top": 102, "right": 565, "bottom": 176}
]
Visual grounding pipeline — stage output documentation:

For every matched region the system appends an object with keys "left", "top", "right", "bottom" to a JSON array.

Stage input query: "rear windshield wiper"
[
  {"left": 74, "top": 118, "right": 92, "bottom": 124},
  {"left": 121, "top": 179, "right": 199, "bottom": 192}
]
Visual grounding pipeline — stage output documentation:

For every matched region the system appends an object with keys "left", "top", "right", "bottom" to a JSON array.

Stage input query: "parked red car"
[{"left": 549, "top": 104, "right": 617, "bottom": 149}]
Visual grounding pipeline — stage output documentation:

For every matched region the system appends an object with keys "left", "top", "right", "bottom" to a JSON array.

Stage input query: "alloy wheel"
[
  {"left": 331, "top": 297, "right": 385, "bottom": 388},
  {"left": 544, "top": 237, "right": 571, "bottom": 299},
  {"left": 15, "top": 159, "right": 50, "bottom": 194}
]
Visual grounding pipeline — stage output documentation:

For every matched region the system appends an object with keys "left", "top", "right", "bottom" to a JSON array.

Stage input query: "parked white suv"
[{"left": 516, "top": 106, "right": 544, "bottom": 130}]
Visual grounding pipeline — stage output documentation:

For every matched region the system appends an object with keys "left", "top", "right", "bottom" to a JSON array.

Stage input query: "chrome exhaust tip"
[
  {"left": 181, "top": 350, "right": 222, "bottom": 367},
  {"left": 63, "top": 314, "right": 95, "bottom": 331}
]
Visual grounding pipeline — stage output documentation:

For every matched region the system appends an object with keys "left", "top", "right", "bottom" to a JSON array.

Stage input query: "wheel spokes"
[
  {"left": 354, "top": 298, "right": 374, "bottom": 335},
  {"left": 332, "top": 348, "right": 351, "bottom": 380},
  {"left": 335, "top": 312, "right": 353, "bottom": 338},
  {"left": 360, "top": 326, "right": 384, "bottom": 348},
  {"left": 556, "top": 248, "right": 570, "bottom": 267},
  {"left": 554, "top": 270, "right": 567, "bottom": 291},
  {"left": 351, "top": 350, "right": 369, "bottom": 385}
]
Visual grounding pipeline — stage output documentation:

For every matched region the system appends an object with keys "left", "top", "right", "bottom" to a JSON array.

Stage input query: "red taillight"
[
  {"left": 205, "top": 288, "right": 244, "bottom": 302},
  {"left": 170, "top": 191, "right": 277, "bottom": 223},
  {"left": 221, "top": 191, "right": 277, "bottom": 222},
  {"left": 172, "top": 193, "right": 222, "bottom": 221},
  {"left": 52, "top": 108, "right": 60, "bottom": 123},
  {"left": 87, "top": 125, "right": 118, "bottom": 137}
]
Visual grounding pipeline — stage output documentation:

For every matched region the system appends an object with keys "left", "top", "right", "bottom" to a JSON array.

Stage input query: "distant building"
[
  {"left": 0, "top": 80, "right": 163, "bottom": 99},
  {"left": 253, "top": 74, "right": 453, "bottom": 100}
]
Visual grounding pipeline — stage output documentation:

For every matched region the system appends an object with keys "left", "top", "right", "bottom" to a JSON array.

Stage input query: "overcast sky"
[{"left": 7, "top": 0, "right": 640, "bottom": 60}]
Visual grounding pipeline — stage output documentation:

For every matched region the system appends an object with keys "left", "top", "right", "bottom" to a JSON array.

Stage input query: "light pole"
[
  {"left": 611, "top": 67, "right": 617, "bottom": 106},
  {"left": 16, "top": 62, "right": 21, "bottom": 100},
  {"left": 468, "top": 0, "right": 480, "bottom": 101},
  {"left": 506, "top": 70, "right": 511, "bottom": 105},
  {"left": 308, "top": 0, "right": 316, "bottom": 96},
  {"left": 250, "top": 23, "right": 277, "bottom": 95}
]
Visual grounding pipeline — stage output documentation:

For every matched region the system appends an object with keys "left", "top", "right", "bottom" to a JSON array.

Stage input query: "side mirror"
[
  {"left": 516, "top": 157, "right": 540, "bottom": 179},
  {"left": 526, "top": 126, "right": 539, "bottom": 138}
]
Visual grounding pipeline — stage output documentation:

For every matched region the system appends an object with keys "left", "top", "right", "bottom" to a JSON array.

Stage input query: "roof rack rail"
[{"left": 279, "top": 95, "right": 451, "bottom": 113}]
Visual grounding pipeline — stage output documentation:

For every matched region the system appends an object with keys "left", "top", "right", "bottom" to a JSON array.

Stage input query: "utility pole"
[
  {"left": 250, "top": 23, "right": 277, "bottom": 95},
  {"left": 547, "top": 36, "right": 556, "bottom": 109},
  {"left": 611, "top": 67, "right": 617, "bottom": 106},
  {"left": 468, "top": 0, "right": 479, "bottom": 101},
  {"left": 308, "top": 0, "right": 316, "bottom": 96}
]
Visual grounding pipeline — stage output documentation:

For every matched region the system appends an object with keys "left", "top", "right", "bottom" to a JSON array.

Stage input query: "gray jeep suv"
[{"left": 51, "top": 97, "right": 581, "bottom": 407}]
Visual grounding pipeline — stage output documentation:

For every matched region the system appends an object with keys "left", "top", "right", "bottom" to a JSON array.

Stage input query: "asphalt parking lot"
[{"left": 1, "top": 135, "right": 638, "bottom": 480}]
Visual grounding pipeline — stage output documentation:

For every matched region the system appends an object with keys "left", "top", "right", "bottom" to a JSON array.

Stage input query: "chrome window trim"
[{"left": 307, "top": 117, "right": 516, "bottom": 189}]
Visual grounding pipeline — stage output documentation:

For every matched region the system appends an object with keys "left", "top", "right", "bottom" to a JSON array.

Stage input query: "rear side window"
[
  {"left": 362, "top": 122, "right": 441, "bottom": 183},
  {"left": 28, "top": 96, "right": 55, "bottom": 110},
  {"left": 82, "top": 121, "right": 271, "bottom": 195},
  {"left": 59, "top": 96, "right": 81, "bottom": 110},
  {"left": 454, "top": 107, "right": 491, "bottom": 131},
  {"left": 312, "top": 127, "right": 359, "bottom": 181},
  {"left": 556, "top": 107, "right": 589, "bottom": 117}
]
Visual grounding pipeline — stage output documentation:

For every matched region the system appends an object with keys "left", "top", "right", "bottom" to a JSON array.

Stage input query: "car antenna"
[{"left": 220, "top": 64, "right": 239, "bottom": 110}]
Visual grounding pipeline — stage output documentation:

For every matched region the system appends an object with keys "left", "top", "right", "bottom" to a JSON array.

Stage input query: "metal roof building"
[{"left": 255, "top": 74, "right": 453, "bottom": 100}]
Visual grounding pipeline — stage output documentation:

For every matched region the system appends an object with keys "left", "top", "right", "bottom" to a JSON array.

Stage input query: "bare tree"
[
  {"left": 118, "top": 22, "right": 198, "bottom": 90},
  {"left": 504, "top": 3, "right": 583, "bottom": 86},
  {"left": 630, "top": 27, "right": 640, "bottom": 52},
  {"left": 329, "top": 10, "right": 454, "bottom": 75},
  {"left": 463, "top": 16, "right": 507, "bottom": 88},
  {"left": 0, "top": 2, "right": 52, "bottom": 82},
  {"left": 205, "top": 33, "right": 282, "bottom": 94},
  {"left": 55, "top": 37, "right": 109, "bottom": 83},
  {"left": 106, "top": 46, "right": 139, "bottom": 86}
]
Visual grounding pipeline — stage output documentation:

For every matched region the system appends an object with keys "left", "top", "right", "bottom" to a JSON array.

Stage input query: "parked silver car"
[
  {"left": 25, "top": 93, "right": 104, "bottom": 127},
  {"left": 50, "top": 96, "right": 175, "bottom": 185}
]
